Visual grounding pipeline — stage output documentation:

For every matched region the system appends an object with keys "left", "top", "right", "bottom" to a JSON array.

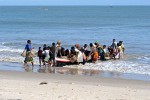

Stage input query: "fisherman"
[{"left": 24, "top": 40, "right": 34, "bottom": 70}]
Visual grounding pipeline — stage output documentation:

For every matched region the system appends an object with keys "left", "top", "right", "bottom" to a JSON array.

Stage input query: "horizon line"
[{"left": 0, "top": 5, "right": 150, "bottom": 6}]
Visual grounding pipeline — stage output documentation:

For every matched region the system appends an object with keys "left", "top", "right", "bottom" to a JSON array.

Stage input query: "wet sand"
[
  {"left": 0, "top": 62, "right": 150, "bottom": 81},
  {"left": 0, "top": 70, "right": 150, "bottom": 100}
]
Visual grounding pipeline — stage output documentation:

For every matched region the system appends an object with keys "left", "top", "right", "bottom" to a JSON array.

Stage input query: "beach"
[
  {"left": 0, "top": 70, "right": 150, "bottom": 100},
  {"left": 0, "top": 6, "right": 150, "bottom": 100}
]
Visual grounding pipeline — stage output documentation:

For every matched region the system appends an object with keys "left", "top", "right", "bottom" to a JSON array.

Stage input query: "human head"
[
  {"left": 90, "top": 43, "right": 93, "bottom": 47},
  {"left": 113, "top": 39, "right": 116, "bottom": 43},
  {"left": 95, "top": 42, "right": 99, "bottom": 47},
  {"left": 43, "top": 44, "right": 47, "bottom": 48},
  {"left": 65, "top": 49, "right": 70, "bottom": 55},
  {"left": 71, "top": 46, "right": 75, "bottom": 50},
  {"left": 119, "top": 41, "right": 123, "bottom": 45},
  {"left": 27, "top": 40, "right": 31, "bottom": 44},
  {"left": 39, "top": 47, "right": 41, "bottom": 50},
  {"left": 84, "top": 44, "right": 88, "bottom": 48},
  {"left": 57, "top": 41, "right": 61, "bottom": 45},
  {"left": 75, "top": 44, "right": 80, "bottom": 49},
  {"left": 52, "top": 42, "right": 55, "bottom": 46},
  {"left": 103, "top": 45, "right": 106, "bottom": 49},
  {"left": 94, "top": 42, "right": 98, "bottom": 46},
  {"left": 47, "top": 46, "right": 51, "bottom": 50}
]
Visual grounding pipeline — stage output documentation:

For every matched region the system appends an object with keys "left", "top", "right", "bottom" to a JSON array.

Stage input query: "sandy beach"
[{"left": 0, "top": 70, "right": 150, "bottom": 100}]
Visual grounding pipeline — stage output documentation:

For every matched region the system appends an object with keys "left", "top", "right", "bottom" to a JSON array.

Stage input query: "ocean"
[{"left": 0, "top": 6, "right": 150, "bottom": 77}]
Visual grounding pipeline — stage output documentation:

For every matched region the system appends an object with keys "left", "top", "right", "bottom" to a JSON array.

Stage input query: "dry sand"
[{"left": 0, "top": 70, "right": 150, "bottom": 100}]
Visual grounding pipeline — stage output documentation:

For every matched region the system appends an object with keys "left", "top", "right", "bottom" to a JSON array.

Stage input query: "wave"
[
  {"left": 0, "top": 45, "right": 23, "bottom": 53},
  {"left": 0, "top": 52, "right": 149, "bottom": 75},
  {"left": 0, "top": 55, "right": 39, "bottom": 64},
  {"left": 0, "top": 48, "right": 23, "bottom": 53},
  {"left": 64, "top": 60, "right": 150, "bottom": 75},
  {"left": 0, "top": 42, "right": 25, "bottom": 46}
]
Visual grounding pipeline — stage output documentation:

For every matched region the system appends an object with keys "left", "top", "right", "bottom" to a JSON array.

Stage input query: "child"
[
  {"left": 43, "top": 47, "right": 50, "bottom": 67},
  {"left": 38, "top": 47, "right": 43, "bottom": 67}
]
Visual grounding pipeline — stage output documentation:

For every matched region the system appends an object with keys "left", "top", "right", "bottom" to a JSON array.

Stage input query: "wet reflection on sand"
[
  {"left": 38, "top": 67, "right": 56, "bottom": 73},
  {"left": 54, "top": 67, "right": 122, "bottom": 78},
  {"left": 0, "top": 62, "right": 148, "bottom": 81},
  {"left": 23, "top": 64, "right": 31, "bottom": 72},
  {"left": 55, "top": 67, "right": 100, "bottom": 76},
  {"left": 23, "top": 64, "right": 123, "bottom": 78}
]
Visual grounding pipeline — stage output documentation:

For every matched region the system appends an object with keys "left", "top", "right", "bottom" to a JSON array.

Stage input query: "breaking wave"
[{"left": 64, "top": 60, "right": 150, "bottom": 75}]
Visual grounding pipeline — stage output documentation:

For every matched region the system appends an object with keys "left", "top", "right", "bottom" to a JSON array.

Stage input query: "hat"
[
  {"left": 95, "top": 41, "right": 99, "bottom": 43},
  {"left": 57, "top": 41, "right": 61, "bottom": 45}
]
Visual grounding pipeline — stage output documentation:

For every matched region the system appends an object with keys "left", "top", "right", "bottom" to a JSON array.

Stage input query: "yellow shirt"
[
  {"left": 121, "top": 44, "right": 125, "bottom": 52},
  {"left": 117, "top": 46, "right": 122, "bottom": 52}
]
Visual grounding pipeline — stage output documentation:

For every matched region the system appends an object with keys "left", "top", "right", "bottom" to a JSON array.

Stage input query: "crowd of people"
[{"left": 23, "top": 39, "right": 125, "bottom": 70}]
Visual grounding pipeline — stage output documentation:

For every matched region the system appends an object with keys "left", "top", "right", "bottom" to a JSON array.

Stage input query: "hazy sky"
[{"left": 0, "top": 0, "right": 150, "bottom": 6}]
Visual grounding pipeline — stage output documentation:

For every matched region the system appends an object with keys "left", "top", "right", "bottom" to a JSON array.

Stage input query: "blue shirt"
[{"left": 25, "top": 43, "right": 31, "bottom": 51}]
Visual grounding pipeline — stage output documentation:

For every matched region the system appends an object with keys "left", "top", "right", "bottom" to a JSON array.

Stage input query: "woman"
[
  {"left": 24, "top": 40, "right": 34, "bottom": 70},
  {"left": 90, "top": 43, "right": 98, "bottom": 63}
]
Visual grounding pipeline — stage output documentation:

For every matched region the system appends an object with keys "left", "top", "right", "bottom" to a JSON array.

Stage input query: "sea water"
[{"left": 0, "top": 6, "right": 150, "bottom": 76}]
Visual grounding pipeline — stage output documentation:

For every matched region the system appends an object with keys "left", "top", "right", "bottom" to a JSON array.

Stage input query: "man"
[
  {"left": 50, "top": 42, "right": 56, "bottom": 66},
  {"left": 24, "top": 40, "right": 34, "bottom": 70},
  {"left": 56, "top": 41, "right": 62, "bottom": 57},
  {"left": 111, "top": 39, "right": 117, "bottom": 50}
]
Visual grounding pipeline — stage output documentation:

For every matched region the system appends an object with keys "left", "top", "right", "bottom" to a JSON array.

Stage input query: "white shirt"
[
  {"left": 103, "top": 48, "right": 107, "bottom": 53},
  {"left": 43, "top": 50, "right": 49, "bottom": 57}
]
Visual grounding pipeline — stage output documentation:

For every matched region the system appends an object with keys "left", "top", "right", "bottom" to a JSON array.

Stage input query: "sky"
[{"left": 0, "top": 0, "right": 150, "bottom": 6}]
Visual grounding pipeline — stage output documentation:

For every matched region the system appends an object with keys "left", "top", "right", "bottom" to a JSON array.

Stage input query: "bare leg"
[
  {"left": 24, "top": 62, "right": 27, "bottom": 66},
  {"left": 51, "top": 60, "right": 54, "bottom": 67},
  {"left": 43, "top": 61, "right": 46, "bottom": 68},
  {"left": 47, "top": 61, "right": 51, "bottom": 72},
  {"left": 39, "top": 59, "right": 42, "bottom": 67},
  {"left": 31, "top": 62, "right": 34, "bottom": 70}
]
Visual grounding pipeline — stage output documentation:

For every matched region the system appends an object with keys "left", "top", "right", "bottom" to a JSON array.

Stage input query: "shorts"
[
  {"left": 50, "top": 54, "right": 55, "bottom": 61},
  {"left": 39, "top": 56, "right": 42, "bottom": 59}
]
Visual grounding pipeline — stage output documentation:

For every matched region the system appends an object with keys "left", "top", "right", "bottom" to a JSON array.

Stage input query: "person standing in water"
[
  {"left": 119, "top": 41, "right": 125, "bottom": 59},
  {"left": 56, "top": 41, "right": 62, "bottom": 57},
  {"left": 38, "top": 47, "right": 43, "bottom": 67},
  {"left": 75, "top": 44, "right": 83, "bottom": 64},
  {"left": 24, "top": 40, "right": 34, "bottom": 70},
  {"left": 119, "top": 41, "right": 125, "bottom": 53},
  {"left": 111, "top": 39, "right": 117, "bottom": 51},
  {"left": 50, "top": 42, "right": 56, "bottom": 67}
]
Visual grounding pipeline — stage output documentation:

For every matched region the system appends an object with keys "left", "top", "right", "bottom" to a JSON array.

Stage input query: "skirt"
[{"left": 24, "top": 51, "right": 33, "bottom": 63}]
